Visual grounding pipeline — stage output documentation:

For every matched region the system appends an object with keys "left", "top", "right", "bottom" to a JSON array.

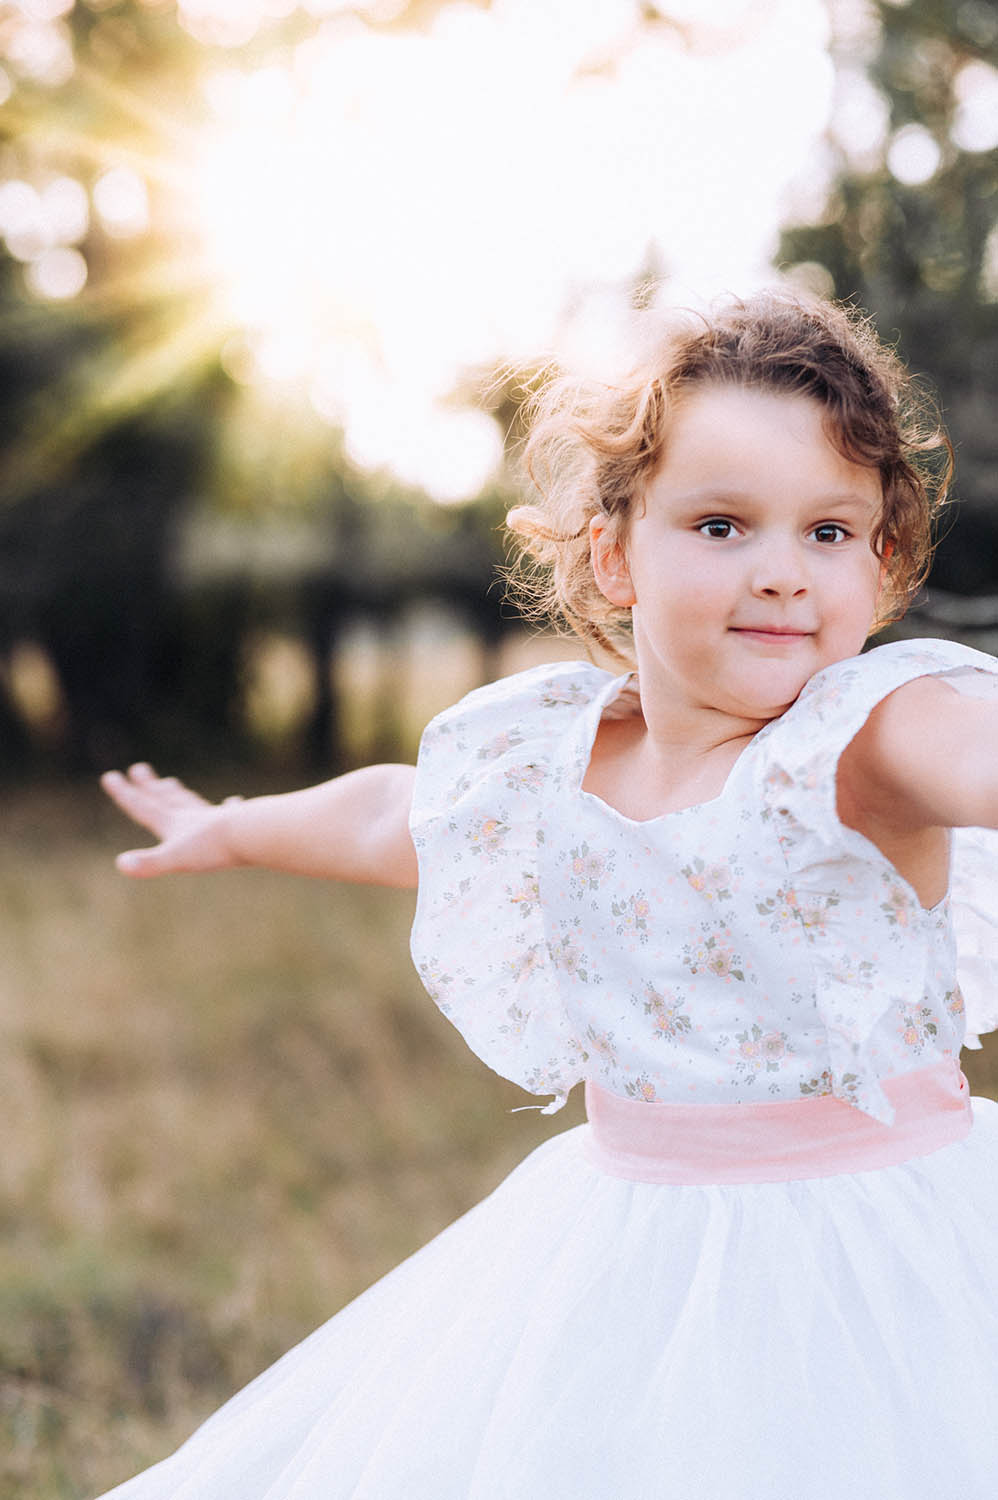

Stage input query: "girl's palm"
[{"left": 101, "top": 764, "right": 237, "bottom": 877}]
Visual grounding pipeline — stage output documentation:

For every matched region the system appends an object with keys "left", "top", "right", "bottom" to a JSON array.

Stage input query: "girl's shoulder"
[
  {"left": 418, "top": 659, "right": 624, "bottom": 753},
  {"left": 745, "top": 634, "right": 998, "bottom": 875},
  {"left": 763, "top": 635, "right": 998, "bottom": 750},
  {"left": 410, "top": 659, "right": 626, "bottom": 824}
]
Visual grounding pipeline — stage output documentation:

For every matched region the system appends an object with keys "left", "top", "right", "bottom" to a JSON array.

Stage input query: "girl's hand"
[
  {"left": 100, "top": 761, "right": 418, "bottom": 886},
  {"left": 100, "top": 763, "right": 240, "bottom": 878}
]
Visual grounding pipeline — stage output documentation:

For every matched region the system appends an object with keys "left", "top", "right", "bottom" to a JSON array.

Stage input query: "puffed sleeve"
[
  {"left": 752, "top": 637, "right": 998, "bottom": 1123},
  {"left": 408, "top": 660, "right": 617, "bottom": 1112}
]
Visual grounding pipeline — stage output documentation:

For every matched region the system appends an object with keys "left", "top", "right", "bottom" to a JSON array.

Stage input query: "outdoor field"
[
  {"left": 2, "top": 775, "right": 586, "bottom": 1498},
  {"left": 6, "top": 771, "right": 998, "bottom": 1498},
  {"left": 3, "top": 0, "right": 997, "bottom": 1494}
]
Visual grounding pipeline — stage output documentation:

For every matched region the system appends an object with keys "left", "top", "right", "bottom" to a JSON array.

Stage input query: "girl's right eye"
[{"left": 697, "top": 518, "right": 736, "bottom": 539}]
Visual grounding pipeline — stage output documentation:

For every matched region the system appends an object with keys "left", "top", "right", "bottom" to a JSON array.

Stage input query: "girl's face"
[{"left": 591, "top": 383, "right": 885, "bottom": 727}]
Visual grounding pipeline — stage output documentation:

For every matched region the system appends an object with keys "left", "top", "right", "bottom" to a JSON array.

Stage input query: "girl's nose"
[{"left": 750, "top": 538, "right": 808, "bottom": 597}]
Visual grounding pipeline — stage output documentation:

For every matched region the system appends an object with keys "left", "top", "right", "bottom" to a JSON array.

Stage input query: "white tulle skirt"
[{"left": 100, "top": 1096, "right": 998, "bottom": 1500}]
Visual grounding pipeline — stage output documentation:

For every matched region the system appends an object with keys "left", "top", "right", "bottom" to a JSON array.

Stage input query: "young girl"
[{"left": 98, "top": 291, "right": 998, "bottom": 1499}]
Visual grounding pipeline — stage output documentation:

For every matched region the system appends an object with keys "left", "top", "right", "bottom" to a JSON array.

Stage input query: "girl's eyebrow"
[{"left": 671, "top": 488, "right": 879, "bottom": 511}]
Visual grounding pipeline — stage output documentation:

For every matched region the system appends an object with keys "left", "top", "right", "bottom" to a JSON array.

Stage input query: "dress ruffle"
[
  {"left": 409, "top": 662, "right": 617, "bottom": 1112},
  {"left": 754, "top": 638, "right": 998, "bottom": 1121}
]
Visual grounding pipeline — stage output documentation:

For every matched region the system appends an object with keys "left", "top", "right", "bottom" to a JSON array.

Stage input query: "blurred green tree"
[{"left": 779, "top": 0, "right": 998, "bottom": 596}]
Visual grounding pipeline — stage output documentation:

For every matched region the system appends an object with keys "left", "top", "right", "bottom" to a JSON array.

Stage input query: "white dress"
[{"left": 101, "top": 638, "right": 998, "bottom": 1500}]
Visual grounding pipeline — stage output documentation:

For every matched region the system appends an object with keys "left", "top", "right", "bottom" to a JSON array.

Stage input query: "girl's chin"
[{"left": 723, "top": 668, "right": 814, "bottom": 719}]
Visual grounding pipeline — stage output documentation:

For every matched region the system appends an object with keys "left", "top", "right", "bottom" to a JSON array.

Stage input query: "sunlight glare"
[
  {"left": 18, "top": 0, "right": 75, "bottom": 19},
  {"left": 981, "top": 223, "right": 998, "bottom": 302},
  {"left": 4, "top": 17, "right": 74, "bottom": 84},
  {"left": 81, "top": 0, "right": 833, "bottom": 503},
  {"left": 886, "top": 123, "right": 942, "bottom": 185},
  {"left": 952, "top": 61, "right": 998, "bottom": 154},
  {"left": 830, "top": 68, "right": 890, "bottom": 164},
  {"left": 177, "top": 0, "right": 267, "bottom": 48},
  {"left": 93, "top": 166, "right": 150, "bottom": 238},
  {"left": 27, "top": 244, "right": 88, "bottom": 299},
  {"left": 344, "top": 393, "right": 505, "bottom": 505},
  {"left": 0, "top": 180, "right": 46, "bottom": 260},
  {"left": 40, "top": 175, "right": 89, "bottom": 243}
]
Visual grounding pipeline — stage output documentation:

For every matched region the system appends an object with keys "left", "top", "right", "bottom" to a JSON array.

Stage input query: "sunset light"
[{"left": 9, "top": 0, "right": 986, "bottom": 503}]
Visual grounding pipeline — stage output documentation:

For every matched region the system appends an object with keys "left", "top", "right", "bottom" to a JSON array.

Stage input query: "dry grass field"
[
  {"left": 1, "top": 780, "right": 583, "bottom": 1498},
  {"left": 5, "top": 732, "right": 998, "bottom": 1495}
]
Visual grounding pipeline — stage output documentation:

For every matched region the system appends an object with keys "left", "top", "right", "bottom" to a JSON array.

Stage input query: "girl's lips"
[{"left": 730, "top": 628, "right": 814, "bottom": 641}]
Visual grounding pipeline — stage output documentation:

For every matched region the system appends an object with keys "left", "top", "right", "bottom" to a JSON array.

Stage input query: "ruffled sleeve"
[
  {"left": 753, "top": 637, "right": 998, "bottom": 1122},
  {"left": 408, "top": 660, "right": 619, "bottom": 1112}
]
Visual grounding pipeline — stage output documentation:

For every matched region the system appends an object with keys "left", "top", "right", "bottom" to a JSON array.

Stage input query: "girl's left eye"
[
  {"left": 697, "top": 518, "right": 736, "bottom": 539},
  {"left": 810, "top": 523, "right": 849, "bottom": 544}
]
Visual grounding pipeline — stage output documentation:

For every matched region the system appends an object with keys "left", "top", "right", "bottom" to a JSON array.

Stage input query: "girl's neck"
[{"left": 585, "top": 711, "right": 759, "bottom": 822}]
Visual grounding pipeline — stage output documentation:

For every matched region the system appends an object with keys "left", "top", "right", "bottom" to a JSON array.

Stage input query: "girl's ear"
[{"left": 590, "top": 515, "right": 636, "bottom": 608}]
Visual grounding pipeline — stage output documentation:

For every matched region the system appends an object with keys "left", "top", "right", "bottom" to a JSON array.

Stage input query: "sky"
[
  {"left": 192, "top": 0, "right": 837, "bottom": 499},
  {"left": 1, "top": 0, "right": 848, "bottom": 500}
]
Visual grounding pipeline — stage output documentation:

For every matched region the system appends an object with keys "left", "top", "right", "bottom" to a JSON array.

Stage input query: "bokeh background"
[{"left": 2, "top": 1, "right": 997, "bottom": 1493}]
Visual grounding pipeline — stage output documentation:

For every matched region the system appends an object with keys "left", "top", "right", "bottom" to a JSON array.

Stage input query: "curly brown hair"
[{"left": 506, "top": 290, "right": 952, "bottom": 662}]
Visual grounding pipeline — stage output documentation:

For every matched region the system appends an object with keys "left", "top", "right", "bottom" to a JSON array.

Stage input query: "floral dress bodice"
[{"left": 409, "top": 639, "right": 998, "bottom": 1122}]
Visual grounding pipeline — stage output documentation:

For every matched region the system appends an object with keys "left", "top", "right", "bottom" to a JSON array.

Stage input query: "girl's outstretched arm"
[
  {"left": 100, "top": 762, "right": 418, "bottom": 888},
  {"left": 839, "top": 676, "right": 998, "bottom": 834}
]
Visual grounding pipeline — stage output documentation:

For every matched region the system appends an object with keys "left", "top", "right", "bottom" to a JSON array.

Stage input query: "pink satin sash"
[{"left": 582, "top": 1061, "right": 972, "bottom": 1185}]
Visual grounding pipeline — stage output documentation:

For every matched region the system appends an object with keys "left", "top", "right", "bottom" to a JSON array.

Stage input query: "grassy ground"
[
  {"left": 5, "top": 773, "right": 998, "bottom": 1498},
  {"left": 1, "top": 781, "right": 583, "bottom": 1498}
]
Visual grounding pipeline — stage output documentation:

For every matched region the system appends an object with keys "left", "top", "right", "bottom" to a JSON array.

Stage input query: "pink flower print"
[
  {"left": 899, "top": 1005, "right": 938, "bottom": 1054},
  {"left": 641, "top": 983, "right": 692, "bottom": 1041},
  {"left": 802, "top": 673, "right": 853, "bottom": 716},
  {"left": 881, "top": 879, "right": 912, "bottom": 928},
  {"left": 760, "top": 765, "right": 793, "bottom": 822},
  {"left": 499, "top": 1004, "right": 529, "bottom": 1041},
  {"left": 830, "top": 955, "right": 876, "bottom": 989},
  {"left": 445, "top": 772, "right": 472, "bottom": 806},
  {"left": 761, "top": 1031, "right": 786, "bottom": 1062},
  {"left": 945, "top": 988, "right": 965, "bottom": 1019},
  {"left": 681, "top": 857, "right": 734, "bottom": 901},
  {"left": 756, "top": 886, "right": 799, "bottom": 930},
  {"left": 611, "top": 891, "right": 652, "bottom": 943},
  {"left": 757, "top": 885, "right": 838, "bottom": 935},
  {"left": 466, "top": 815, "right": 508, "bottom": 858},
  {"left": 683, "top": 931, "right": 745, "bottom": 982},
  {"left": 584, "top": 1025, "right": 618, "bottom": 1068},
  {"left": 801, "top": 1069, "right": 860, "bottom": 1106},
  {"left": 548, "top": 933, "right": 589, "bottom": 981},
  {"left": 797, "top": 893, "right": 839, "bottom": 934},
  {"left": 569, "top": 842, "right": 612, "bottom": 897},
  {"left": 504, "top": 761, "right": 547, "bottom": 793},
  {"left": 508, "top": 943, "right": 547, "bottom": 981},
  {"left": 541, "top": 682, "right": 590, "bottom": 708},
  {"left": 477, "top": 728, "right": 524, "bottom": 760},
  {"left": 506, "top": 873, "right": 540, "bottom": 918},
  {"left": 624, "top": 1075, "right": 660, "bottom": 1102},
  {"left": 800, "top": 1068, "right": 834, "bottom": 1098},
  {"left": 733, "top": 1023, "right": 792, "bottom": 1075},
  {"left": 523, "top": 1062, "right": 568, "bottom": 1099},
  {"left": 835, "top": 1071, "right": 862, "bottom": 1107},
  {"left": 418, "top": 961, "right": 455, "bottom": 1011}
]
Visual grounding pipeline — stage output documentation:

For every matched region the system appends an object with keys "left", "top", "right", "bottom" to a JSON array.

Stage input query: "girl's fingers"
[
  {"left": 116, "top": 847, "right": 167, "bottom": 877},
  {"left": 101, "top": 771, "right": 160, "bottom": 825},
  {"left": 102, "top": 767, "right": 209, "bottom": 828},
  {"left": 126, "top": 762, "right": 157, "bottom": 783}
]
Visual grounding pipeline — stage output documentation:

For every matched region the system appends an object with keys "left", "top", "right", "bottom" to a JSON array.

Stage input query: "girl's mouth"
[{"left": 730, "top": 627, "right": 813, "bottom": 641}]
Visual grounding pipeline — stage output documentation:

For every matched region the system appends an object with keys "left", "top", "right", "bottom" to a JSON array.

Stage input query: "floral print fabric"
[{"left": 409, "top": 639, "right": 998, "bottom": 1122}]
